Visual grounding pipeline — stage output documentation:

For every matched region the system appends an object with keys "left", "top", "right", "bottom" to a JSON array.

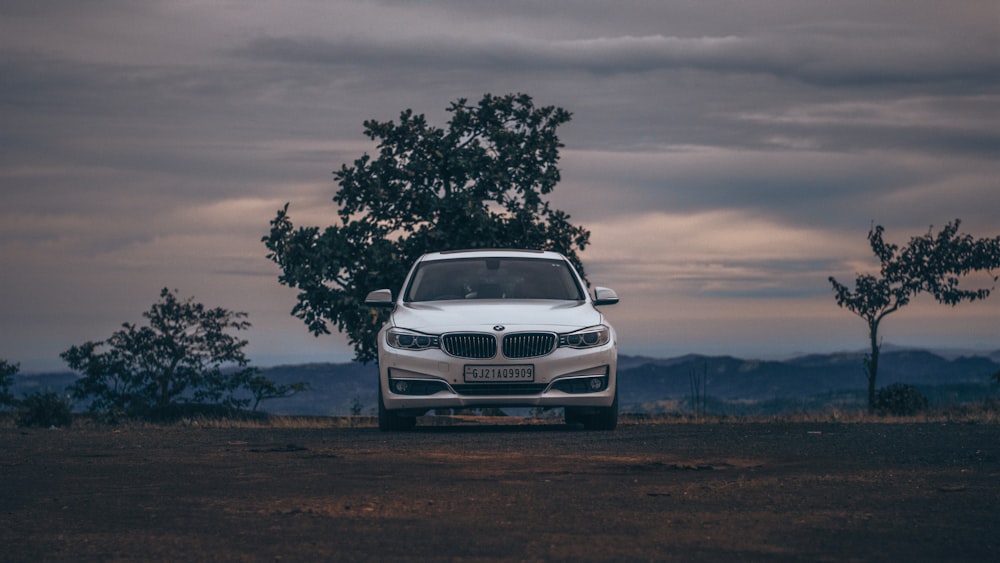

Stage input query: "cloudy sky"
[{"left": 2, "top": 0, "right": 999, "bottom": 372}]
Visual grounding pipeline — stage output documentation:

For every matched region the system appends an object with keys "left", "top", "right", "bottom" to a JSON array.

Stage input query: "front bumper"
[{"left": 377, "top": 337, "right": 617, "bottom": 413}]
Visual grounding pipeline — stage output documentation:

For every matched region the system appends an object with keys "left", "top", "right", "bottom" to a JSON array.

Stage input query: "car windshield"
[{"left": 404, "top": 257, "right": 585, "bottom": 302}]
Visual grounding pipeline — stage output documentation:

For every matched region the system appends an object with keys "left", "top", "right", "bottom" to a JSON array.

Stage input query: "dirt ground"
[{"left": 2, "top": 420, "right": 998, "bottom": 562}]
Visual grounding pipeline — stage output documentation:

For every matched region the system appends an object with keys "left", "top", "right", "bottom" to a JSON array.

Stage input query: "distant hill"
[
  {"left": 260, "top": 362, "right": 378, "bottom": 416},
  {"left": 618, "top": 350, "right": 999, "bottom": 414},
  {"left": 11, "top": 349, "right": 999, "bottom": 416}
]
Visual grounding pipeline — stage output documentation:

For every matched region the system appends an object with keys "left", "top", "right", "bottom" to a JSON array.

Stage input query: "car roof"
[{"left": 418, "top": 249, "right": 564, "bottom": 262}]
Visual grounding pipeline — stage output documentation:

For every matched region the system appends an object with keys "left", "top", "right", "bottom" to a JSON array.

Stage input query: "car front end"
[
  {"left": 379, "top": 302, "right": 617, "bottom": 412},
  {"left": 366, "top": 249, "right": 620, "bottom": 430}
]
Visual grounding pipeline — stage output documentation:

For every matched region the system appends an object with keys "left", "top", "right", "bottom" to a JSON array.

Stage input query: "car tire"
[
  {"left": 378, "top": 385, "right": 416, "bottom": 431},
  {"left": 582, "top": 392, "right": 618, "bottom": 431},
  {"left": 564, "top": 407, "right": 586, "bottom": 427}
]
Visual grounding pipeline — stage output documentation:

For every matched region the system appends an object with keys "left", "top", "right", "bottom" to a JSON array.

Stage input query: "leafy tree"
[
  {"left": 0, "top": 358, "right": 18, "bottom": 409},
  {"left": 62, "top": 288, "right": 261, "bottom": 418},
  {"left": 264, "top": 93, "right": 591, "bottom": 362},
  {"left": 829, "top": 220, "right": 1000, "bottom": 411}
]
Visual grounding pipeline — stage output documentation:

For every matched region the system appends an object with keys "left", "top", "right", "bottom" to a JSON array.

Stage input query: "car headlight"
[
  {"left": 559, "top": 325, "right": 611, "bottom": 349},
  {"left": 387, "top": 328, "right": 440, "bottom": 351}
]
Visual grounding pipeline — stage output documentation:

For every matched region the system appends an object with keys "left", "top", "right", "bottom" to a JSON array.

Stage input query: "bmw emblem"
[{"left": 493, "top": 325, "right": 505, "bottom": 332}]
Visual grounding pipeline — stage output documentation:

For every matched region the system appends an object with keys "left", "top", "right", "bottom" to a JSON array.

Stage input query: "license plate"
[{"left": 464, "top": 365, "right": 535, "bottom": 383}]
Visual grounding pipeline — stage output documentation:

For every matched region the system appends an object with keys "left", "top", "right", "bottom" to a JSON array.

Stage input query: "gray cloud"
[
  {"left": 238, "top": 31, "right": 995, "bottom": 87},
  {"left": 1, "top": 0, "right": 997, "bottom": 370}
]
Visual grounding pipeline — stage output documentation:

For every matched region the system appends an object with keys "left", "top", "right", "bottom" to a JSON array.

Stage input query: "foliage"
[
  {"left": 0, "top": 358, "right": 17, "bottom": 408},
  {"left": 17, "top": 391, "right": 73, "bottom": 428},
  {"left": 247, "top": 375, "right": 309, "bottom": 412},
  {"left": 264, "top": 93, "right": 590, "bottom": 362},
  {"left": 61, "top": 288, "right": 262, "bottom": 418},
  {"left": 829, "top": 220, "right": 1000, "bottom": 411},
  {"left": 874, "top": 383, "right": 928, "bottom": 416}
]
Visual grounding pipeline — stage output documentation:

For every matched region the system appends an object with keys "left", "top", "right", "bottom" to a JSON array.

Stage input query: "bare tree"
[
  {"left": 247, "top": 375, "right": 309, "bottom": 412},
  {"left": 688, "top": 362, "right": 707, "bottom": 419}
]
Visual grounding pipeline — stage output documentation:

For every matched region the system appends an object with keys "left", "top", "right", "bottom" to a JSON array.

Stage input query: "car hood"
[{"left": 390, "top": 300, "right": 604, "bottom": 333}]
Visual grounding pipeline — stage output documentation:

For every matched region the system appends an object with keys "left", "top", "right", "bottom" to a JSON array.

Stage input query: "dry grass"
[
  {"left": 3, "top": 398, "right": 998, "bottom": 429},
  {"left": 625, "top": 398, "right": 1000, "bottom": 425}
]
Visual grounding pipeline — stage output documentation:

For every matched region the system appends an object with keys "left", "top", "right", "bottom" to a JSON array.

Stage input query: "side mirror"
[
  {"left": 593, "top": 286, "right": 619, "bottom": 306},
  {"left": 365, "top": 289, "right": 394, "bottom": 308}
]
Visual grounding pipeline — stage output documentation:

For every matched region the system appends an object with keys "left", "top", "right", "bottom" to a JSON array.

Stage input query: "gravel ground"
[{"left": 2, "top": 420, "right": 999, "bottom": 561}]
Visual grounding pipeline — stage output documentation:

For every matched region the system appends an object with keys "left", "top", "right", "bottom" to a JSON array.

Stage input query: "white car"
[{"left": 365, "top": 249, "right": 619, "bottom": 431}]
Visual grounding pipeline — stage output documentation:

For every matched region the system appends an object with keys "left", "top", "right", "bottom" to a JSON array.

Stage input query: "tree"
[
  {"left": 829, "top": 220, "right": 1000, "bottom": 411},
  {"left": 62, "top": 288, "right": 261, "bottom": 418},
  {"left": 0, "top": 358, "right": 18, "bottom": 409},
  {"left": 264, "top": 93, "right": 591, "bottom": 362}
]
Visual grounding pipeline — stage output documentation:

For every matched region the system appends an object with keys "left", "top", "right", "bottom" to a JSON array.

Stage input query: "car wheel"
[
  {"left": 564, "top": 407, "right": 584, "bottom": 427},
  {"left": 378, "top": 385, "right": 416, "bottom": 431},
  {"left": 582, "top": 392, "right": 618, "bottom": 431}
]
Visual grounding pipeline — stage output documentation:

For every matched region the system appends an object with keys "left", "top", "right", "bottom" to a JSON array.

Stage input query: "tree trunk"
[{"left": 865, "top": 321, "right": 881, "bottom": 413}]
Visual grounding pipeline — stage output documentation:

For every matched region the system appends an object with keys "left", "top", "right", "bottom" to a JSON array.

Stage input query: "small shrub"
[
  {"left": 18, "top": 392, "right": 73, "bottom": 428},
  {"left": 350, "top": 396, "right": 364, "bottom": 416},
  {"left": 875, "top": 383, "right": 928, "bottom": 416},
  {"left": 0, "top": 358, "right": 18, "bottom": 409}
]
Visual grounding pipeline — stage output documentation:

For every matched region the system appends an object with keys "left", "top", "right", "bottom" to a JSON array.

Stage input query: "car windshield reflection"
[{"left": 404, "top": 257, "right": 585, "bottom": 302}]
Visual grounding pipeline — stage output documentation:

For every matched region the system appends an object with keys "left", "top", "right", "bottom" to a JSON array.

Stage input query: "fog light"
[
  {"left": 394, "top": 380, "right": 410, "bottom": 393},
  {"left": 589, "top": 378, "right": 603, "bottom": 390}
]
